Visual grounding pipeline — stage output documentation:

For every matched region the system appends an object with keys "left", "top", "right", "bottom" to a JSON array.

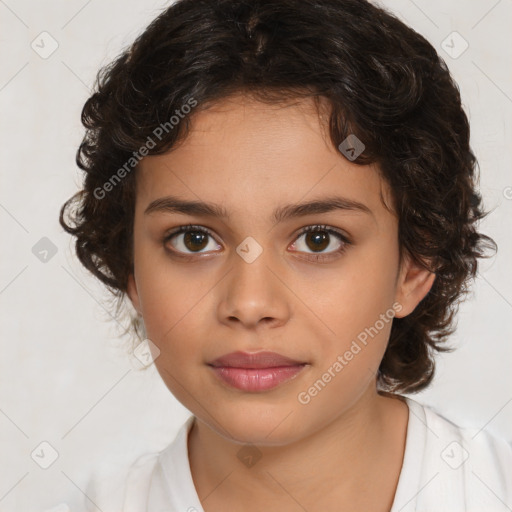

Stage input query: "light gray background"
[{"left": 0, "top": 1, "right": 511, "bottom": 510}]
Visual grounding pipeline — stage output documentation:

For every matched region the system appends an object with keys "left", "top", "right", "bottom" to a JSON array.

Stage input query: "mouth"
[
  {"left": 208, "top": 350, "right": 307, "bottom": 369},
  {"left": 207, "top": 351, "right": 309, "bottom": 392}
]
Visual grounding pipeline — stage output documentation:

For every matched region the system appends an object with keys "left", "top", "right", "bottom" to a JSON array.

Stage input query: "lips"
[
  {"left": 208, "top": 351, "right": 306, "bottom": 369},
  {"left": 207, "top": 351, "right": 308, "bottom": 392}
]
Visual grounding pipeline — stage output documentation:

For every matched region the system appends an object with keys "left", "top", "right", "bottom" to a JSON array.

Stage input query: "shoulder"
[
  {"left": 81, "top": 415, "right": 196, "bottom": 511},
  {"left": 422, "top": 399, "right": 512, "bottom": 470},
  {"left": 408, "top": 397, "right": 512, "bottom": 511},
  {"left": 83, "top": 451, "right": 160, "bottom": 511},
  {"left": 41, "top": 451, "right": 161, "bottom": 512}
]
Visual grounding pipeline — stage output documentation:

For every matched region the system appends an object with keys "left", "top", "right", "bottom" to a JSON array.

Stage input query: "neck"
[{"left": 187, "top": 385, "right": 409, "bottom": 511}]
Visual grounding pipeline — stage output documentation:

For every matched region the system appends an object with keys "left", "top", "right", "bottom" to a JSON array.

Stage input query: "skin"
[{"left": 127, "top": 92, "right": 435, "bottom": 511}]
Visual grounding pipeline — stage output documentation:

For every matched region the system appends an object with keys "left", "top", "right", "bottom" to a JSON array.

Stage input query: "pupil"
[
  {"left": 307, "top": 231, "right": 328, "bottom": 252},
  {"left": 185, "top": 231, "right": 208, "bottom": 251},
  {"left": 181, "top": 230, "right": 331, "bottom": 253}
]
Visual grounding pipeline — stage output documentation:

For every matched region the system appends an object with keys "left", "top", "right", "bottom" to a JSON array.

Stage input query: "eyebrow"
[{"left": 144, "top": 194, "right": 373, "bottom": 223}]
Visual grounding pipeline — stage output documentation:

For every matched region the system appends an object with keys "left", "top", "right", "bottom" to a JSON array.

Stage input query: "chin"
[{"left": 207, "top": 405, "right": 308, "bottom": 447}]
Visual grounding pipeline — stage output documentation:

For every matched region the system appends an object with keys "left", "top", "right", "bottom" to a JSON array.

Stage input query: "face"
[{"left": 127, "top": 93, "right": 434, "bottom": 446}]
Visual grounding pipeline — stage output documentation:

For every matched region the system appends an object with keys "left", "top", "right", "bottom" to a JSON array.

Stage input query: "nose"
[{"left": 216, "top": 247, "right": 291, "bottom": 331}]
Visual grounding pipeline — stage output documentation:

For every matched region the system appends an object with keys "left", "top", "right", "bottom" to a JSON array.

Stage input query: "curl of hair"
[{"left": 60, "top": 0, "right": 496, "bottom": 392}]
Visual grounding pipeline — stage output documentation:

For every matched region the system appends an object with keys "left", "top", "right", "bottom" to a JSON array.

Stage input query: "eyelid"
[
  {"left": 164, "top": 223, "right": 218, "bottom": 241},
  {"left": 294, "top": 224, "right": 351, "bottom": 244},
  {"left": 163, "top": 223, "right": 351, "bottom": 256}
]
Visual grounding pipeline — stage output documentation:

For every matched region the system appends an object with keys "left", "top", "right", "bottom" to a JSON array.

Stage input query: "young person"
[{"left": 58, "top": 0, "right": 512, "bottom": 510}]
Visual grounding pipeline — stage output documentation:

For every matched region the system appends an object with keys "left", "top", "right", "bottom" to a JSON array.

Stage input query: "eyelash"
[{"left": 162, "top": 223, "right": 351, "bottom": 263}]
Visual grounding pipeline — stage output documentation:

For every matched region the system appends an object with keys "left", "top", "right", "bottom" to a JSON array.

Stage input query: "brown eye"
[
  {"left": 182, "top": 230, "right": 209, "bottom": 251},
  {"left": 289, "top": 225, "right": 351, "bottom": 262},
  {"left": 304, "top": 230, "right": 330, "bottom": 252},
  {"left": 162, "top": 223, "right": 350, "bottom": 262},
  {"left": 164, "top": 225, "right": 220, "bottom": 254}
]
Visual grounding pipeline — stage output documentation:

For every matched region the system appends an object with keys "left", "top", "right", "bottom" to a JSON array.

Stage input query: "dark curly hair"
[{"left": 59, "top": 0, "right": 496, "bottom": 393}]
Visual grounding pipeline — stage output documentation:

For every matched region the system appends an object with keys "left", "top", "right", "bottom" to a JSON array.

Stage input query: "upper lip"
[{"left": 208, "top": 351, "right": 306, "bottom": 369}]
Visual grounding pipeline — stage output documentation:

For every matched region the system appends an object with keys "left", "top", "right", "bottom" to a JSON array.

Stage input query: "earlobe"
[
  {"left": 127, "top": 273, "right": 142, "bottom": 315},
  {"left": 394, "top": 254, "right": 436, "bottom": 318}
]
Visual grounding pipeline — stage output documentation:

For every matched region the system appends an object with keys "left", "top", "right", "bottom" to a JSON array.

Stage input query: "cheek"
[
  {"left": 134, "top": 238, "right": 204, "bottom": 331},
  {"left": 135, "top": 268, "right": 226, "bottom": 386},
  {"left": 308, "top": 246, "right": 399, "bottom": 383},
  {"left": 322, "top": 248, "right": 398, "bottom": 332},
  {"left": 300, "top": 271, "right": 397, "bottom": 411}
]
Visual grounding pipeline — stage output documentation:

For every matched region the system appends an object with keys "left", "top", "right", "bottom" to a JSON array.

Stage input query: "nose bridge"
[
  {"left": 218, "top": 235, "right": 289, "bottom": 327},
  {"left": 232, "top": 235, "right": 278, "bottom": 301}
]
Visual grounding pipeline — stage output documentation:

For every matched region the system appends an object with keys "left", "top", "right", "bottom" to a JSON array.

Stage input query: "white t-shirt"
[{"left": 61, "top": 396, "right": 512, "bottom": 512}]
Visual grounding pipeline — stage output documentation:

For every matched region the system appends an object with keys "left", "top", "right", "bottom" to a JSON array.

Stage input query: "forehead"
[{"left": 135, "top": 93, "right": 393, "bottom": 221}]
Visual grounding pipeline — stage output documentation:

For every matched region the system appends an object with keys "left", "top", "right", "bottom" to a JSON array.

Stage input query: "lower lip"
[{"left": 209, "top": 365, "right": 307, "bottom": 392}]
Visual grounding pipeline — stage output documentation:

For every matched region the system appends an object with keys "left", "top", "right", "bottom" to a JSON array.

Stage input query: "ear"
[
  {"left": 394, "top": 252, "right": 436, "bottom": 318},
  {"left": 127, "top": 273, "right": 142, "bottom": 315}
]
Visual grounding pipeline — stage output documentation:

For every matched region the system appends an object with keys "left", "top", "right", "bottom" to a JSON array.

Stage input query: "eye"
[
  {"left": 163, "top": 224, "right": 220, "bottom": 257},
  {"left": 163, "top": 223, "right": 351, "bottom": 262},
  {"left": 289, "top": 224, "right": 350, "bottom": 262}
]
